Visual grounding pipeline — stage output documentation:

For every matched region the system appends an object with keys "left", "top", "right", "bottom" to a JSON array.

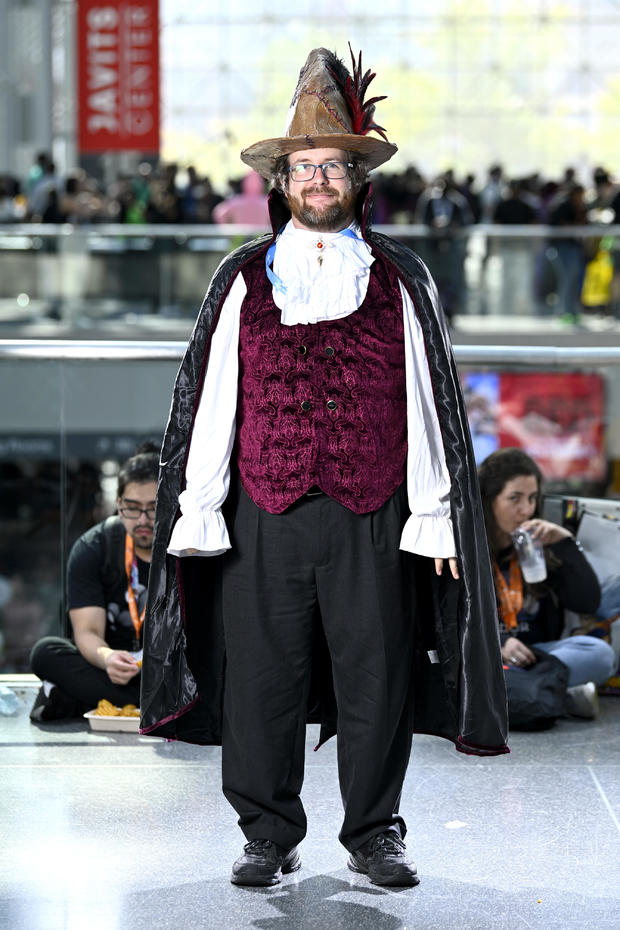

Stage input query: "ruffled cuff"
[
  {"left": 167, "top": 508, "right": 231, "bottom": 558},
  {"left": 400, "top": 513, "right": 456, "bottom": 558}
]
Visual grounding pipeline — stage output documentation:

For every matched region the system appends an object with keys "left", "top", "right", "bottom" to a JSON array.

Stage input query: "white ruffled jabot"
[{"left": 271, "top": 221, "right": 375, "bottom": 326}]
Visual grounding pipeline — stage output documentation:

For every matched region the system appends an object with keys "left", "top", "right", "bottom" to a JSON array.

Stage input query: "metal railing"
[
  {"left": 0, "top": 222, "right": 618, "bottom": 239},
  {"left": 1, "top": 222, "right": 619, "bottom": 328},
  {"left": 3, "top": 339, "right": 620, "bottom": 366}
]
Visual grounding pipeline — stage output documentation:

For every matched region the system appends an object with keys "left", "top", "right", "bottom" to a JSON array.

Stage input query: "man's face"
[
  {"left": 117, "top": 480, "right": 157, "bottom": 555},
  {"left": 285, "top": 147, "right": 357, "bottom": 232}
]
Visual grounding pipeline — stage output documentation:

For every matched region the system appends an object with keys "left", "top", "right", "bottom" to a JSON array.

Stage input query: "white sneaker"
[{"left": 566, "top": 681, "right": 599, "bottom": 718}]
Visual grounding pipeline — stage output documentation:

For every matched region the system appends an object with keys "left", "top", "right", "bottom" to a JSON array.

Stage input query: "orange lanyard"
[
  {"left": 124, "top": 533, "right": 145, "bottom": 642},
  {"left": 493, "top": 556, "right": 523, "bottom": 631}
]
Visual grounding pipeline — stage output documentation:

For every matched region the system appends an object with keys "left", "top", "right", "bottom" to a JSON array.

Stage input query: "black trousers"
[
  {"left": 30, "top": 636, "right": 141, "bottom": 710},
  {"left": 221, "top": 482, "right": 416, "bottom": 853}
]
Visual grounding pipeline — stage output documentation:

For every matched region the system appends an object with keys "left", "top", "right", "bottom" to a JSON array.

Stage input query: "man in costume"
[{"left": 140, "top": 46, "right": 509, "bottom": 888}]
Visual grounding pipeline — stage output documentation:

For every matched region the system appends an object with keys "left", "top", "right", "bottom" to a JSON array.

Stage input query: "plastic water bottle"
[
  {"left": 510, "top": 528, "right": 547, "bottom": 583},
  {"left": 0, "top": 685, "right": 20, "bottom": 715}
]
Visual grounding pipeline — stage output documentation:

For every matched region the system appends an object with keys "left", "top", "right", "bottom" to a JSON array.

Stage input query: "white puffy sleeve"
[
  {"left": 399, "top": 281, "right": 456, "bottom": 558},
  {"left": 167, "top": 273, "right": 247, "bottom": 557}
]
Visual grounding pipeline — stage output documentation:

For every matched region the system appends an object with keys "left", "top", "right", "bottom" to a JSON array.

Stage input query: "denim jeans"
[{"left": 534, "top": 635, "right": 616, "bottom": 687}]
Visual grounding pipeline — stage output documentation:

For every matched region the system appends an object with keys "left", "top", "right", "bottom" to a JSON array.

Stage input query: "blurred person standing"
[
  {"left": 180, "top": 165, "right": 199, "bottom": 221},
  {"left": 25, "top": 152, "right": 51, "bottom": 195},
  {"left": 549, "top": 184, "right": 588, "bottom": 323},
  {"left": 28, "top": 159, "right": 59, "bottom": 222},
  {"left": 493, "top": 179, "right": 537, "bottom": 316},
  {"left": 479, "top": 164, "right": 505, "bottom": 223},
  {"left": 415, "top": 173, "right": 472, "bottom": 323},
  {"left": 192, "top": 175, "right": 224, "bottom": 223},
  {"left": 212, "top": 171, "right": 269, "bottom": 225},
  {"left": 585, "top": 167, "right": 614, "bottom": 221},
  {"left": 460, "top": 173, "right": 482, "bottom": 224}
]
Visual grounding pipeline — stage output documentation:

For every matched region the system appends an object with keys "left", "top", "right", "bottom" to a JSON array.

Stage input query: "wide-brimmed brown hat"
[{"left": 241, "top": 45, "right": 398, "bottom": 179}]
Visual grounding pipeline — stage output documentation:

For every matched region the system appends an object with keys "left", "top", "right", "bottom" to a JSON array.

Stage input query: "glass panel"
[
  {"left": 2, "top": 226, "right": 620, "bottom": 331},
  {"left": 0, "top": 355, "right": 178, "bottom": 673},
  {"left": 2, "top": 344, "right": 620, "bottom": 674}
]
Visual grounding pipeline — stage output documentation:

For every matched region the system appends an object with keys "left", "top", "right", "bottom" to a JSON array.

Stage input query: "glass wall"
[
  {"left": 1, "top": 224, "right": 619, "bottom": 335},
  {"left": 0, "top": 351, "right": 178, "bottom": 671},
  {"left": 1, "top": 343, "right": 619, "bottom": 673}
]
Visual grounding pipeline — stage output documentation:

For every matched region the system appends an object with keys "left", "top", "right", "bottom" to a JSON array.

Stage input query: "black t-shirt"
[{"left": 67, "top": 519, "right": 149, "bottom": 651}]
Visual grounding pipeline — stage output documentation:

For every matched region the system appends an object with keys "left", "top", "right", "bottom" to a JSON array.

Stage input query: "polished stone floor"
[{"left": 1, "top": 680, "right": 619, "bottom": 930}]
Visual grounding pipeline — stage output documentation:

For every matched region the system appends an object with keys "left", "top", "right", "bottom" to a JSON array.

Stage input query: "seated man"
[{"left": 29, "top": 443, "right": 158, "bottom": 722}]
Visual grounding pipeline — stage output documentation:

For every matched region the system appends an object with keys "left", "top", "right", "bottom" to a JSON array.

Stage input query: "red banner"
[
  {"left": 77, "top": 1, "right": 160, "bottom": 153},
  {"left": 462, "top": 371, "right": 606, "bottom": 481}
]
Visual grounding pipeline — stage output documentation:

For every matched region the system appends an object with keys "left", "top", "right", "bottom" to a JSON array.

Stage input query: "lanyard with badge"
[
  {"left": 493, "top": 557, "right": 523, "bottom": 631},
  {"left": 124, "top": 534, "right": 145, "bottom": 652}
]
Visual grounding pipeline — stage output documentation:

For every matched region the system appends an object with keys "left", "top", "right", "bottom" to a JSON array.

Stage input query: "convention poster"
[{"left": 461, "top": 371, "right": 605, "bottom": 481}]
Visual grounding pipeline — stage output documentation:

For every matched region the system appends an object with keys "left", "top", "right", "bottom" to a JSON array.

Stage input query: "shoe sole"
[{"left": 231, "top": 850, "right": 302, "bottom": 887}]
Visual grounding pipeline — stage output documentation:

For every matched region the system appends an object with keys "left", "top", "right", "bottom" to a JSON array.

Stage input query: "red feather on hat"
[{"left": 327, "top": 44, "right": 389, "bottom": 141}]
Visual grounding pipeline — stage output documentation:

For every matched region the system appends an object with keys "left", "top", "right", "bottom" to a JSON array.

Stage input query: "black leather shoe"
[
  {"left": 348, "top": 832, "right": 419, "bottom": 887},
  {"left": 230, "top": 839, "right": 301, "bottom": 886}
]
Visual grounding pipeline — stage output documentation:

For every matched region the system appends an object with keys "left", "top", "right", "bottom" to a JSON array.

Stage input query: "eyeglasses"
[
  {"left": 118, "top": 503, "right": 156, "bottom": 520},
  {"left": 288, "top": 161, "right": 353, "bottom": 182}
]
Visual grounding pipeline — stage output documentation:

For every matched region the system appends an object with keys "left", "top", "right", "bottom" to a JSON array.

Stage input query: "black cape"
[{"left": 140, "top": 188, "right": 509, "bottom": 757}]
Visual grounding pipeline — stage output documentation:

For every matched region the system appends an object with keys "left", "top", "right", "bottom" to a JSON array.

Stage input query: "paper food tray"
[{"left": 84, "top": 709, "right": 140, "bottom": 732}]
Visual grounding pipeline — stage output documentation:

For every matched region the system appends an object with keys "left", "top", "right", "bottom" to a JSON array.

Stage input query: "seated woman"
[{"left": 478, "top": 448, "right": 616, "bottom": 718}]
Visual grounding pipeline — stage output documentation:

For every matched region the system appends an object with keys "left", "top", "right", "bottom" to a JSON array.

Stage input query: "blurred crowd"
[
  {"left": 2, "top": 153, "right": 620, "bottom": 324},
  {"left": 373, "top": 164, "right": 620, "bottom": 227},
  {"left": 2, "top": 152, "right": 620, "bottom": 229}
]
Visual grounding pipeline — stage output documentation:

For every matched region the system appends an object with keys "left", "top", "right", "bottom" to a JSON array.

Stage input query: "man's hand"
[
  {"left": 102, "top": 649, "right": 141, "bottom": 685},
  {"left": 434, "top": 557, "right": 460, "bottom": 580}
]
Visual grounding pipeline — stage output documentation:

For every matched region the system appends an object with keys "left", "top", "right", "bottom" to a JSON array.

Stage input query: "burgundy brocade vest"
[{"left": 236, "top": 249, "right": 408, "bottom": 514}]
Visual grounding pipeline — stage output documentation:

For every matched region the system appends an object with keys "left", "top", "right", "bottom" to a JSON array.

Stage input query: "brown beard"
[{"left": 287, "top": 185, "right": 357, "bottom": 231}]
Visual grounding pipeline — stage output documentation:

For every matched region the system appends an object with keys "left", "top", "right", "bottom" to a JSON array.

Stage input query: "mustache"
[{"left": 302, "top": 186, "right": 339, "bottom": 198}]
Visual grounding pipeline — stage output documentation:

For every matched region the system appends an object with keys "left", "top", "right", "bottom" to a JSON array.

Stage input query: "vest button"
[
  {"left": 299, "top": 345, "right": 308, "bottom": 356},
  {"left": 301, "top": 400, "right": 312, "bottom": 412},
  {"left": 325, "top": 346, "right": 335, "bottom": 356},
  {"left": 326, "top": 400, "right": 337, "bottom": 410}
]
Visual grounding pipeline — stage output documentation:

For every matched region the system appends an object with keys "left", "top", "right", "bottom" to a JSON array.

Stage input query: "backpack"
[{"left": 504, "top": 646, "right": 570, "bottom": 730}]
